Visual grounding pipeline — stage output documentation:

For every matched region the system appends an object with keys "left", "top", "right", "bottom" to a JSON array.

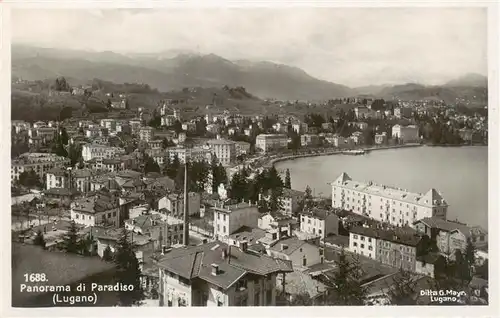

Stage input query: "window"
[
  {"left": 360, "top": 236, "right": 365, "bottom": 241},
  {"left": 76, "top": 214, "right": 79, "bottom": 219},
  {"left": 223, "top": 226, "right": 226, "bottom": 234},
  {"left": 368, "top": 246, "right": 373, "bottom": 251},
  {"left": 353, "top": 235, "right": 358, "bottom": 239},
  {"left": 360, "top": 244, "right": 365, "bottom": 248},
  {"left": 368, "top": 238, "right": 372, "bottom": 243},
  {"left": 302, "top": 257, "right": 307, "bottom": 266},
  {"left": 353, "top": 242, "right": 357, "bottom": 247},
  {"left": 236, "top": 279, "right": 248, "bottom": 290}
]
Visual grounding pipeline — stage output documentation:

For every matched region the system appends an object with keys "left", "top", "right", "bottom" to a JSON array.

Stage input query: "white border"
[{"left": 1, "top": 1, "right": 499, "bottom": 317}]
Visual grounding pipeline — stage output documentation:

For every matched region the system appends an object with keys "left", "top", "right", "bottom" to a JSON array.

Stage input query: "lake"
[{"left": 276, "top": 146, "right": 488, "bottom": 228}]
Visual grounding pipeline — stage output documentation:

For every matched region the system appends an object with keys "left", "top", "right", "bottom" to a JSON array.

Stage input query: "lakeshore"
[
  {"left": 266, "top": 143, "right": 423, "bottom": 167},
  {"left": 276, "top": 145, "right": 488, "bottom": 228}
]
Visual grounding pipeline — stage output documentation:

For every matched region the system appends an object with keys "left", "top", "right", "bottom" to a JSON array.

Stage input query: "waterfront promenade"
[{"left": 259, "top": 143, "right": 423, "bottom": 168}]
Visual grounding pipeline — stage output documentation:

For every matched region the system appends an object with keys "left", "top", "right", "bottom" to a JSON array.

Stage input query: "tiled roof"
[
  {"left": 125, "top": 214, "right": 164, "bottom": 230},
  {"left": 350, "top": 226, "right": 422, "bottom": 247},
  {"left": 268, "top": 237, "right": 309, "bottom": 256},
  {"left": 282, "top": 188, "right": 305, "bottom": 197},
  {"left": 157, "top": 241, "right": 292, "bottom": 290},
  {"left": 415, "top": 217, "right": 471, "bottom": 234},
  {"left": 229, "top": 227, "right": 267, "bottom": 244},
  {"left": 301, "top": 208, "right": 335, "bottom": 221}
]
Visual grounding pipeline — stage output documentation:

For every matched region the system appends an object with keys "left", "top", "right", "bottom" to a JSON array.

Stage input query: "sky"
[{"left": 11, "top": 8, "right": 488, "bottom": 87}]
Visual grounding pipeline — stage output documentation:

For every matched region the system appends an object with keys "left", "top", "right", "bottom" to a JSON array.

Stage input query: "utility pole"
[{"left": 183, "top": 163, "right": 189, "bottom": 246}]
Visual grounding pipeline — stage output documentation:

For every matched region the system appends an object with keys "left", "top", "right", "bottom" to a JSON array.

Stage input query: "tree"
[
  {"left": 268, "top": 188, "right": 284, "bottom": 213},
  {"left": 327, "top": 249, "right": 367, "bottom": 305},
  {"left": 68, "top": 143, "right": 83, "bottom": 167},
  {"left": 18, "top": 170, "right": 42, "bottom": 188},
  {"left": 464, "top": 238, "right": 477, "bottom": 280},
  {"left": 102, "top": 245, "right": 114, "bottom": 262},
  {"left": 284, "top": 169, "right": 291, "bottom": 189},
  {"left": 386, "top": 268, "right": 418, "bottom": 305},
  {"left": 113, "top": 229, "right": 144, "bottom": 306},
  {"left": 165, "top": 154, "right": 180, "bottom": 179},
  {"left": 144, "top": 155, "right": 161, "bottom": 174},
  {"left": 211, "top": 158, "right": 227, "bottom": 193},
  {"left": 162, "top": 137, "right": 175, "bottom": 149},
  {"left": 303, "top": 185, "right": 314, "bottom": 210},
  {"left": 59, "top": 127, "right": 69, "bottom": 145},
  {"left": 62, "top": 221, "right": 80, "bottom": 254},
  {"left": 51, "top": 139, "right": 68, "bottom": 157},
  {"left": 33, "top": 229, "right": 46, "bottom": 249}
]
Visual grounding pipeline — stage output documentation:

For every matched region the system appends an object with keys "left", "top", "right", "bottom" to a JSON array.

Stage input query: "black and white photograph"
[{"left": 4, "top": 3, "right": 498, "bottom": 314}]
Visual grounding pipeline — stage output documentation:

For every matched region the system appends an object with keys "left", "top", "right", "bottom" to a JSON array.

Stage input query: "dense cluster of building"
[{"left": 11, "top": 93, "right": 489, "bottom": 307}]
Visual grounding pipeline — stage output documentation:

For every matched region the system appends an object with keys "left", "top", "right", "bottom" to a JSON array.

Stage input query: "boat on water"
[{"left": 341, "top": 150, "right": 366, "bottom": 155}]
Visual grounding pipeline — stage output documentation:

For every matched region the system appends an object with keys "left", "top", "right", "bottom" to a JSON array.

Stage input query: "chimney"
[
  {"left": 222, "top": 248, "right": 228, "bottom": 259},
  {"left": 281, "top": 244, "right": 288, "bottom": 251},
  {"left": 287, "top": 223, "right": 292, "bottom": 237},
  {"left": 183, "top": 163, "right": 189, "bottom": 246},
  {"left": 161, "top": 245, "right": 167, "bottom": 255},
  {"left": 211, "top": 263, "right": 219, "bottom": 276},
  {"left": 240, "top": 240, "right": 248, "bottom": 252}
]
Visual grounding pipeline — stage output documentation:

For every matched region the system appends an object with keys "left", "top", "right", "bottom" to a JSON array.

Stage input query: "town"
[{"left": 11, "top": 75, "right": 489, "bottom": 307}]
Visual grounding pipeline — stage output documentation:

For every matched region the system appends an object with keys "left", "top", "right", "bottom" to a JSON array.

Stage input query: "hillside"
[{"left": 12, "top": 45, "right": 354, "bottom": 101}]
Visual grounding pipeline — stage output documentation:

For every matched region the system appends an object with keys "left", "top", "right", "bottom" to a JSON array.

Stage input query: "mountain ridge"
[{"left": 11, "top": 44, "right": 487, "bottom": 104}]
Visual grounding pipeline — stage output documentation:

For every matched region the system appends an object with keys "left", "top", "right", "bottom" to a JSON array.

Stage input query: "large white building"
[
  {"left": 255, "top": 134, "right": 288, "bottom": 153},
  {"left": 391, "top": 124, "right": 420, "bottom": 143},
  {"left": 207, "top": 139, "right": 236, "bottom": 167},
  {"left": 331, "top": 172, "right": 448, "bottom": 227},
  {"left": 212, "top": 202, "right": 260, "bottom": 241},
  {"left": 167, "top": 146, "right": 212, "bottom": 164},
  {"left": 82, "top": 143, "right": 126, "bottom": 161}
]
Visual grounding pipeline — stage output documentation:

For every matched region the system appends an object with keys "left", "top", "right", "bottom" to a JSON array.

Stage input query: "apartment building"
[
  {"left": 158, "top": 192, "right": 201, "bottom": 218},
  {"left": 70, "top": 194, "right": 120, "bottom": 227},
  {"left": 157, "top": 241, "right": 293, "bottom": 307},
  {"left": 255, "top": 134, "right": 288, "bottom": 153},
  {"left": 124, "top": 213, "right": 183, "bottom": 249},
  {"left": 100, "top": 119, "right": 117, "bottom": 132},
  {"left": 213, "top": 202, "right": 260, "bottom": 241},
  {"left": 11, "top": 153, "right": 70, "bottom": 182},
  {"left": 86, "top": 158, "right": 124, "bottom": 172},
  {"left": 300, "top": 134, "right": 321, "bottom": 147},
  {"left": 299, "top": 208, "right": 339, "bottom": 239},
  {"left": 82, "top": 143, "right": 126, "bottom": 161},
  {"left": 394, "top": 107, "right": 413, "bottom": 119},
  {"left": 392, "top": 124, "right": 420, "bottom": 143},
  {"left": 280, "top": 188, "right": 304, "bottom": 216},
  {"left": 207, "top": 139, "right": 237, "bottom": 167},
  {"left": 139, "top": 126, "right": 155, "bottom": 142},
  {"left": 331, "top": 172, "right": 448, "bottom": 227},
  {"left": 167, "top": 146, "right": 212, "bottom": 164},
  {"left": 349, "top": 226, "right": 378, "bottom": 260},
  {"left": 72, "top": 168, "right": 95, "bottom": 193},
  {"left": 45, "top": 167, "right": 69, "bottom": 190},
  {"left": 350, "top": 225, "right": 422, "bottom": 271},
  {"left": 129, "top": 118, "right": 142, "bottom": 135}
]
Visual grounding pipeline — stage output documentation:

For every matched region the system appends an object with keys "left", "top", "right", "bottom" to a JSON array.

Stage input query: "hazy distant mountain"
[
  {"left": 11, "top": 45, "right": 354, "bottom": 100},
  {"left": 444, "top": 73, "right": 487, "bottom": 88},
  {"left": 374, "top": 83, "right": 487, "bottom": 106}
]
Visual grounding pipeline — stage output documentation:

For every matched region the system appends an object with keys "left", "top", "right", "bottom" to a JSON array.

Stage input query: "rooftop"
[
  {"left": 268, "top": 237, "right": 312, "bottom": 256},
  {"left": 350, "top": 225, "right": 422, "bottom": 247},
  {"left": 331, "top": 172, "right": 447, "bottom": 208},
  {"left": 156, "top": 241, "right": 292, "bottom": 290}
]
